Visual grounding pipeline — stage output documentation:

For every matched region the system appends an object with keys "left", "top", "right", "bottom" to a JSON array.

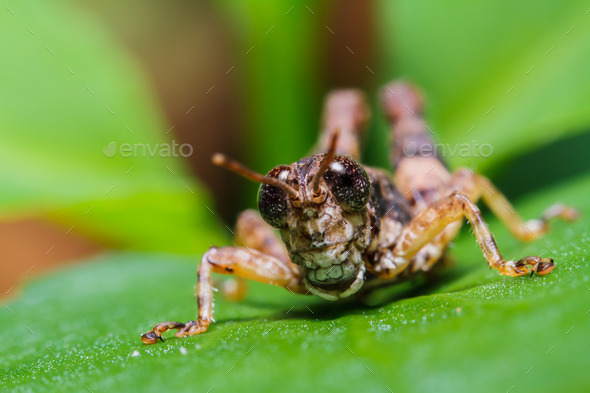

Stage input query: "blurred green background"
[{"left": 1, "top": 1, "right": 590, "bottom": 392}]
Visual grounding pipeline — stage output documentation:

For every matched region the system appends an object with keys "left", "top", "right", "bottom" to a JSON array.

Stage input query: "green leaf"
[
  {"left": 0, "top": 0, "right": 226, "bottom": 252},
  {"left": 377, "top": 0, "right": 590, "bottom": 171},
  {"left": 2, "top": 173, "right": 590, "bottom": 392}
]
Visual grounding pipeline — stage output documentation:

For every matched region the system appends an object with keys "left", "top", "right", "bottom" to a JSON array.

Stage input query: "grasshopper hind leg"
[
  {"left": 379, "top": 80, "right": 577, "bottom": 276},
  {"left": 314, "top": 89, "right": 370, "bottom": 161}
]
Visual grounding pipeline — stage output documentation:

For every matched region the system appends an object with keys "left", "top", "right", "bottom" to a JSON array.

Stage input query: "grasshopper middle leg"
[
  {"left": 221, "top": 209, "right": 293, "bottom": 300},
  {"left": 392, "top": 192, "right": 555, "bottom": 277}
]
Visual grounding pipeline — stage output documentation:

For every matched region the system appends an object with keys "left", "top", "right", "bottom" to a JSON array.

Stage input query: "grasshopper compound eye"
[
  {"left": 323, "top": 155, "right": 370, "bottom": 213},
  {"left": 258, "top": 166, "right": 293, "bottom": 229}
]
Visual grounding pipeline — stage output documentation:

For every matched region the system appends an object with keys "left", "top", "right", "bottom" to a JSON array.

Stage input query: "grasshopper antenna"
[
  {"left": 311, "top": 129, "right": 339, "bottom": 193},
  {"left": 212, "top": 153, "right": 298, "bottom": 197}
]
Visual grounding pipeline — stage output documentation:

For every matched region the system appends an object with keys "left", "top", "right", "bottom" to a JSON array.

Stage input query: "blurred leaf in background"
[
  {"left": 377, "top": 0, "right": 590, "bottom": 173},
  {"left": 216, "top": 1, "right": 327, "bottom": 210},
  {"left": 0, "top": 0, "right": 226, "bottom": 253}
]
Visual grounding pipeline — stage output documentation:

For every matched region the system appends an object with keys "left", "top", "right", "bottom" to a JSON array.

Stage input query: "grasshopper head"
[{"left": 214, "top": 132, "right": 373, "bottom": 300}]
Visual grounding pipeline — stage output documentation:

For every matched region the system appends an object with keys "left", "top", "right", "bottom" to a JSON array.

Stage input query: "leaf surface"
[{"left": 2, "top": 173, "right": 589, "bottom": 392}]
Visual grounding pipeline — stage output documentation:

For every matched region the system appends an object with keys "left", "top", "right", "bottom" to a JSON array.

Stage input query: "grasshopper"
[{"left": 141, "top": 81, "right": 577, "bottom": 344}]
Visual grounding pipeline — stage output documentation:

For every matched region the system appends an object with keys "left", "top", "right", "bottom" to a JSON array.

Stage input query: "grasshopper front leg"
[{"left": 141, "top": 246, "right": 305, "bottom": 344}]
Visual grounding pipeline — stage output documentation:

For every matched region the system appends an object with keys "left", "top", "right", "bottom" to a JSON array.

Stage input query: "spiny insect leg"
[
  {"left": 219, "top": 209, "right": 294, "bottom": 301},
  {"left": 393, "top": 192, "right": 555, "bottom": 277},
  {"left": 447, "top": 168, "right": 579, "bottom": 242},
  {"left": 235, "top": 209, "right": 290, "bottom": 263},
  {"left": 314, "top": 89, "right": 370, "bottom": 161},
  {"left": 473, "top": 174, "right": 578, "bottom": 241},
  {"left": 141, "top": 246, "right": 304, "bottom": 344},
  {"left": 380, "top": 81, "right": 451, "bottom": 211}
]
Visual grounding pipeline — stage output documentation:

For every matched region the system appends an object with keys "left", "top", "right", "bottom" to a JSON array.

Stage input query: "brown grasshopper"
[{"left": 141, "top": 81, "right": 578, "bottom": 344}]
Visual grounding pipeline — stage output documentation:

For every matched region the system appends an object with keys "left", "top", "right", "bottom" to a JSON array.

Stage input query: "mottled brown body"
[{"left": 141, "top": 81, "right": 578, "bottom": 344}]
